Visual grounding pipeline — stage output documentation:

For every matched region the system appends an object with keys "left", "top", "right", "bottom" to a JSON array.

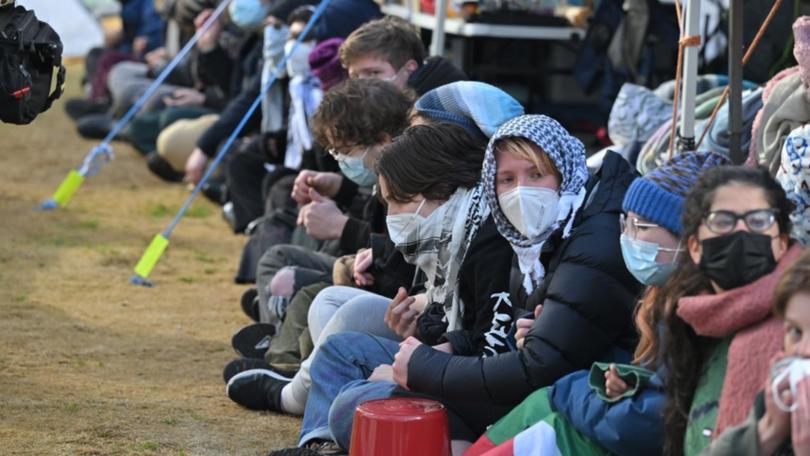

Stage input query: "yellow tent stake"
[
  {"left": 51, "top": 170, "right": 85, "bottom": 207},
  {"left": 133, "top": 234, "right": 169, "bottom": 279}
]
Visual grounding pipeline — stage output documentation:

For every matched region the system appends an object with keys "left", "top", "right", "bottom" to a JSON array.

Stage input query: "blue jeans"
[{"left": 298, "top": 332, "right": 400, "bottom": 446}]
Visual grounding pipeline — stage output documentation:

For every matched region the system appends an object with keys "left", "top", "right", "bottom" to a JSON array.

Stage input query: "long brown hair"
[{"left": 661, "top": 165, "right": 792, "bottom": 456}]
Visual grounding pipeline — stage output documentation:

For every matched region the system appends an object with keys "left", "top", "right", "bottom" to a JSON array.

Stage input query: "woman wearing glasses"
[{"left": 662, "top": 165, "right": 804, "bottom": 456}]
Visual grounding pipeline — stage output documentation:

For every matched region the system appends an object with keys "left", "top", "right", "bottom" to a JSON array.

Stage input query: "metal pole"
[
  {"left": 430, "top": 0, "right": 448, "bottom": 56},
  {"left": 728, "top": 0, "right": 744, "bottom": 163},
  {"left": 678, "top": 0, "right": 701, "bottom": 152}
]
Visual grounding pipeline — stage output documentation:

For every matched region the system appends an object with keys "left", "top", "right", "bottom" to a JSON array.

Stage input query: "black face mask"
[{"left": 699, "top": 231, "right": 778, "bottom": 291}]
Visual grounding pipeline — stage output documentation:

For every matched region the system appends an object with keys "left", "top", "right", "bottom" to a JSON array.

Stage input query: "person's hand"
[
  {"left": 795, "top": 376, "right": 810, "bottom": 455},
  {"left": 758, "top": 354, "right": 793, "bottom": 456},
  {"left": 163, "top": 88, "right": 206, "bottom": 107},
  {"left": 292, "top": 171, "right": 342, "bottom": 205},
  {"left": 433, "top": 342, "right": 453, "bottom": 354},
  {"left": 392, "top": 337, "right": 423, "bottom": 389},
  {"left": 195, "top": 9, "right": 222, "bottom": 52},
  {"left": 384, "top": 287, "right": 420, "bottom": 339},
  {"left": 184, "top": 148, "right": 209, "bottom": 185},
  {"left": 515, "top": 304, "right": 542, "bottom": 349},
  {"left": 144, "top": 46, "right": 168, "bottom": 67},
  {"left": 353, "top": 248, "right": 374, "bottom": 286},
  {"left": 297, "top": 189, "right": 348, "bottom": 240},
  {"left": 604, "top": 364, "right": 630, "bottom": 398},
  {"left": 133, "top": 36, "right": 149, "bottom": 57},
  {"left": 368, "top": 364, "right": 395, "bottom": 383}
]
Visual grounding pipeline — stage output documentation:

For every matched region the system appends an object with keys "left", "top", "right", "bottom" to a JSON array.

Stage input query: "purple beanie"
[{"left": 309, "top": 38, "right": 347, "bottom": 91}]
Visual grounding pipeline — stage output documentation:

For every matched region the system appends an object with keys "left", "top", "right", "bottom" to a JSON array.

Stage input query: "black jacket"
[
  {"left": 414, "top": 216, "right": 519, "bottom": 357},
  {"left": 407, "top": 56, "right": 467, "bottom": 96},
  {"left": 407, "top": 151, "right": 642, "bottom": 405},
  {"left": 196, "top": 35, "right": 263, "bottom": 157}
]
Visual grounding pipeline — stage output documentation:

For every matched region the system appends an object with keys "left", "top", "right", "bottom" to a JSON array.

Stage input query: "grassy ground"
[{"left": 0, "top": 64, "right": 300, "bottom": 455}]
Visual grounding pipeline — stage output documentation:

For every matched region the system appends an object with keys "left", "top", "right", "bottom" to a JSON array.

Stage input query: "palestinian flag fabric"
[{"left": 464, "top": 388, "right": 612, "bottom": 456}]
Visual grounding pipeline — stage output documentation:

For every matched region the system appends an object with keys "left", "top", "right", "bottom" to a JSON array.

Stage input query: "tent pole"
[
  {"left": 728, "top": 0, "right": 744, "bottom": 163},
  {"left": 430, "top": 0, "right": 448, "bottom": 56},
  {"left": 678, "top": 0, "right": 701, "bottom": 152}
]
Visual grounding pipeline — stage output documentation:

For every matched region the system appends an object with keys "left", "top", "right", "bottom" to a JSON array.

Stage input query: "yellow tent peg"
[{"left": 133, "top": 233, "right": 170, "bottom": 279}]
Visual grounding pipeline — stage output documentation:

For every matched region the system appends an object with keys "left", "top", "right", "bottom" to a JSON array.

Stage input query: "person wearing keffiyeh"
[{"left": 370, "top": 114, "right": 642, "bottom": 451}]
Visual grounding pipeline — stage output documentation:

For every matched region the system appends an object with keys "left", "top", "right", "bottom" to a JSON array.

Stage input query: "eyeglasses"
[
  {"left": 619, "top": 214, "right": 682, "bottom": 252},
  {"left": 703, "top": 209, "right": 777, "bottom": 235}
]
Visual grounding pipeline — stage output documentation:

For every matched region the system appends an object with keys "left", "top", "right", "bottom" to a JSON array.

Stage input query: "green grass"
[
  {"left": 148, "top": 202, "right": 211, "bottom": 219},
  {"left": 133, "top": 441, "right": 160, "bottom": 452},
  {"left": 76, "top": 219, "right": 100, "bottom": 230},
  {"left": 178, "top": 276, "right": 197, "bottom": 284}
]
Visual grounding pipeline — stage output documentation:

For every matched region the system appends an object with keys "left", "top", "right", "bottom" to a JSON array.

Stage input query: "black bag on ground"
[{"left": 0, "top": 4, "right": 65, "bottom": 124}]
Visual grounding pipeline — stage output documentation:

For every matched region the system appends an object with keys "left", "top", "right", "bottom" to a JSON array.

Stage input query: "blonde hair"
[{"left": 495, "top": 138, "right": 562, "bottom": 182}]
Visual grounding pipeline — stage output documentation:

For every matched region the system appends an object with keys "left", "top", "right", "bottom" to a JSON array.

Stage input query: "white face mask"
[
  {"left": 386, "top": 199, "right": 427, "bottom": 247},
  {"left": 771, "top": 356, "right": 810, "bottom": 412},
  {"left": 498, "top": 186, "right": 560, "bottom": 239}
]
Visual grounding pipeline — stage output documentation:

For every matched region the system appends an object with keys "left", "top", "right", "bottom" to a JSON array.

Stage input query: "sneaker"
[
  {"left": 231, "top": 322, "right": 276, "bottom": 359},
  {"left": 240, "top": 288, "right": 260, "bottom": 322},
  {"left": 223, "top": 358, "right": 297, "bottom": 384},
  {"left": 146, "top": 151, "right": 185, "bottom": 183},
  {"left": 268, "top": 440, "right": 345, "bottom": 456},
  {"left": 76, "top": 113, "right": 114, "bottom": 140},
  {"left": 225, "top": 369, "right": 290, "bottom": 411},
  {"left": 223, "top": 357, "right": 272, "bottom": 383},
  {"left": 64, "top": 98, "right": 110, "bottom": 121}
]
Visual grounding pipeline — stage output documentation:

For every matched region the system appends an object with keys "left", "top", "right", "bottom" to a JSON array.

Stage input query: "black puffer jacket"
[{"left": 407, "top": 151, "right": 642, "bottom": 406}]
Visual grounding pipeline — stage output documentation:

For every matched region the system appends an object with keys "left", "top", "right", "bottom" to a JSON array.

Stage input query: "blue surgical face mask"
[
  {"left": 337, "top": 148, "right": 377, "bottom": 187},
  {"left": 620, "top": 234, "right": 681, "bottom": 286},
  {"left": 229, "top": 0, "right": 269, "bottom": 31}
]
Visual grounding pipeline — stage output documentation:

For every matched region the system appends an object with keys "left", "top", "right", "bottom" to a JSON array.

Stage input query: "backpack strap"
[{"left": 42, "top": 63, "right": 65, "bottom": 111}]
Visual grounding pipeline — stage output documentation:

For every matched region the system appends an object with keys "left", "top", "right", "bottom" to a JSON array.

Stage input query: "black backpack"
[{"left": 0, "top": 4, "right": 65, "bottom": 124}]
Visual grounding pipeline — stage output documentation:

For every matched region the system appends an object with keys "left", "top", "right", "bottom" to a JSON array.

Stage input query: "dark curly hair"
[
  {"left": 661, "top": 165, "right": 793, "bottom": 456},
  {"left": 311, "top": 78, "right": 413, "bottom": 152},
  {"left": 377, "top": 123, "right": 485, "bottom": 204}
]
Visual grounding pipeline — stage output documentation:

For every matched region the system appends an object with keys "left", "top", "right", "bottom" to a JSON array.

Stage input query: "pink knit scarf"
[{"left": 677, "top": 244, "right": 803, "bottom": 437}]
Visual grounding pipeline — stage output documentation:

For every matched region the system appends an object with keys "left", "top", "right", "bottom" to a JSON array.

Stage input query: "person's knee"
[
  {"left": 318, "top": 331, "right": 369, "bottom": 361},
  {"left": 269, "top": 267, "right": 296, "bottom": 297},
  {"left": 328, "top": 381, "right": 398, "bottom": 450}
]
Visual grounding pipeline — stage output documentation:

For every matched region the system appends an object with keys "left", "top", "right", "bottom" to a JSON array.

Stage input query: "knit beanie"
[
  {"left": 794, "top": 16, "right": 810, "bottom": 87},
  {"left": 623, "top": 152, "right": 730, "bottom": 236},
  {"left": 309, "top": 38, "right": 347, "bottom": 91},
  {"left": 415, "top": 81, "right": 524, "bottom": 140}
]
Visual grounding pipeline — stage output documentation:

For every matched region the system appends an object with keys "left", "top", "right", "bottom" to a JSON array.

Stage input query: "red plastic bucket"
[{"left": 349, "top": 398, "right": 451, "bottom": 456}]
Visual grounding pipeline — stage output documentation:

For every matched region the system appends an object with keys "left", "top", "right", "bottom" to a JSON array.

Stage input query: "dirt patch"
[{"left": 0, "top": 64, "right": 300, "bottom": 455}]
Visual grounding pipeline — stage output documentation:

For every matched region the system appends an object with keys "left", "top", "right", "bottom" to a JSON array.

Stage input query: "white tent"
[{"left": 17, "top": 0, "right": 105, "bottom": 57}]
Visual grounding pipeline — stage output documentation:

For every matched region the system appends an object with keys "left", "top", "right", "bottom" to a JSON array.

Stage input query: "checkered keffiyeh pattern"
[{"left": 481, "top": 114, "right": 588, "bottom": 292}]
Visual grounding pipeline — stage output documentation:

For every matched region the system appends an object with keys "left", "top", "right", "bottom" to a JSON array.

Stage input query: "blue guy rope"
[
  {"left": 130, "top": 0, "right": 331, "bottom": 287},
  {"left": 40, "top": 0, "right": 233, "bottom": 210}
]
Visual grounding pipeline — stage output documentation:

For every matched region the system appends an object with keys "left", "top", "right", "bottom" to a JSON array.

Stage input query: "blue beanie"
[
  {"left": 415, "top": 81, "right": 524, "bottom": 139},
  {"left": 623, "top": 152, "right": 730, "bottom": 235}
]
